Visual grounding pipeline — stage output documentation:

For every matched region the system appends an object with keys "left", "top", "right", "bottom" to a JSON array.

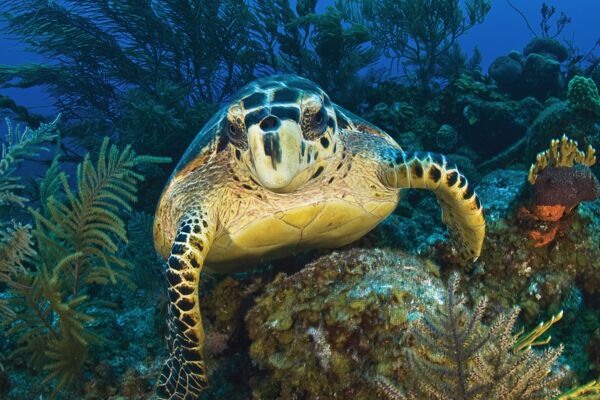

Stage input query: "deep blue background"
[{"left": 0, "top": 0, "right": 598, "bottom": 116}]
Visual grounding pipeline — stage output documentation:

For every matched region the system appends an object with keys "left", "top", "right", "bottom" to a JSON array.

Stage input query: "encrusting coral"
[
  {"left": 246, "top": 248, "right": 445, "bottom": 400},
  {"left": 244, "top": 248, "right": 590, "bottom": 400},
  {"left": 522, "top": 135, "right": 600, "bottom": 246}
]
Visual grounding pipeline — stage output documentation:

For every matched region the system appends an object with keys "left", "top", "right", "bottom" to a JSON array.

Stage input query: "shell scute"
[{"left": 172, "top": 108, "right": 227, "bottom": 177}]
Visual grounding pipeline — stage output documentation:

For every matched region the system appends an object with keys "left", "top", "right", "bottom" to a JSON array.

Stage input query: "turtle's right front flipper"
[
  {"left": 156, "top": 210, "right": 214, "bottom": 400},
  {"left": 381, "top": 150, "right": 485, "bottom": 260}
]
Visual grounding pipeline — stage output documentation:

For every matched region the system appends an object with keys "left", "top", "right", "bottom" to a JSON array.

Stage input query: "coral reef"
[
  {"left": 453, "top": 163, "right": 600, "bottom": 311},
  {"left": 246, "top": 249, "right": 574, "bottom": 400},
  {"left": 0, "top": 1, "right": 599, "bottom": 398},
  {"left": 480, "top": 76, "right": 600, "bottom": 173},
  {"left": 0, "top": 119, "right": 168, "bottom": 396},
  {"left": 440, "top": 75, "right": 543, "bottom": 157},
  {"left": 488, "top": 38, "right": 566, "bottom": 100},
  {"left": 347, "top": 0, "right": 491, "bottom": 86},
  {"left": 362, "top": 102, "right": 415, "bottom": 137},
  {"left": 522, "top": 52, "right": 563, "bottom": 100},
  {"left": 246, "top": 248, "right": 445, "bottom": 399},
  {"left": 488, "top": 53, "right": 523, "bottom": 93},
  {"left": 379, "top": 274, "right": 564, "bottom": 400},
  {"left": 522, "top": 135, "right": 599, "bottom": 247},
  {"left": 432, "top": 151, "right": 600, "bottom": 386},
  {"left": 567, "top": 75, "right": 600, "bottom": 117},
  {"left": 524, "top": 38, "right": 569, "bottom": 62},
  {"left": 435, "top": 124, "right": 459, "bottom": 153}
]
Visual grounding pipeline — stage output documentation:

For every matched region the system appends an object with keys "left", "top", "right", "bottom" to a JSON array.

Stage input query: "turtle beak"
[{"left": 248, "top": 118, "right": 304, "bottom": 191}]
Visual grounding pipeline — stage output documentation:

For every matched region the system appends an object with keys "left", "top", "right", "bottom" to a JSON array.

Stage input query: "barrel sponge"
[{"left": 567, "top": 75, "right": 600, "bottom": 115}]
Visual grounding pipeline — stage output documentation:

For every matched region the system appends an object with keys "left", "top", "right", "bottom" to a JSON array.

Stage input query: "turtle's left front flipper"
[
  {"left": 381, "top": 151, "right": 485, "bottom": 260},
  {"left": 156, "top": 210, "right": 215, "bottom": 400}
]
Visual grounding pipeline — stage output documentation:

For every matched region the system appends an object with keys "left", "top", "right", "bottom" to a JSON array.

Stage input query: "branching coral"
[
  {"left": 253, "top": 0, "right": 377, "bottom": 109},
  {"left": 0, "top": 222, "right": 36, "bottom": 285},
  {"left": 401, "top": 273, "right": 563, "bottom": 400},
  {"left": 0, "top": 222, "right": 36, "bottom": 374},
  {"left": 0, "top": 117, "right": 59, "bottom": 376},
  {"left": 522, "top": 135, "right": 600, "bottom": 247},
  {"left": 0, "top": 126, "right": 168, "bottom": 394},
  {"left": 504, "top": 1, "right": 571, "bottom": 40},
  {"left": 528, "top": 135, "right": 596, "bottom": 185},
  {"left": 32, "top": 138, "right": 169, "bottom": 292},
  {"left": 0, "top": 115, "right": 60, "bottom": 207},
  {"left": 558, "top": 380, "right": 600, "bottom": 399},
  {"left": 345, "top": 0, "right": 491, "bottom": 86},
  {"left": 513, "top": 310, "right": 563, "bottom": 352}
]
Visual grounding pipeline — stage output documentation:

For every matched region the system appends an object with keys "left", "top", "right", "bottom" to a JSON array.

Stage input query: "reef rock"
[
  {"left": 522, "top": 53, "right": 563, "bottom": 100},
  {"left": 523, "top": 38, "right": 569, "bottom": 62},
  {"left": 245, "top": 248, "right": 444, "bottom": 400},
  {"left": 455, "top": 161, "right": 600, "bottom": 325},
  {"left": 488, "top": 54, "right": 523, "bottom": 92},
  {"left": 362, "top": 101, "right": 415, "bottom": 136},
  {"left": 591, "top": 63, "right": 600, "bottom": 89},
  {"left": 460, "top": 96, "right": 543, "bottom": 157},
  {"left": 475, "top": 168, "right": 528, "bottom": 222},
  {"left": 435, "top": 124, "right": 459, "bottom": 152}
]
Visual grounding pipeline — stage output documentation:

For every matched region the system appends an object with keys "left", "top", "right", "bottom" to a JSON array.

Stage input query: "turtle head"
[{"left": 225, "top": 75, "right": 339, "bottom": 193}]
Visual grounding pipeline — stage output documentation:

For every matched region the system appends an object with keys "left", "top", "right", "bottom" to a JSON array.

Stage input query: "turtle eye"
[
  {"left": 303, "top": 106, "right": 328, "bottom": 140},
  {"left": 227, "top": 119, "right": 244, "bottom": 142},
  {"left": 314, "top": 110, "right": 323, "bottom": 124},
  {"left": 312, "top": 107, "right": 327, "bottom": 130}
]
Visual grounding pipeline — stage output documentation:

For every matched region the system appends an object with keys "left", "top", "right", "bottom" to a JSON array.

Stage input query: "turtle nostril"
[{"left": 260, "top": 115, "right": 280, "bottom": 131}]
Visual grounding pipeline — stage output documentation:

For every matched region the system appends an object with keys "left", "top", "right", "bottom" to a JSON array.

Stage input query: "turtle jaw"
[
  {"left": 246, "top": 120, "right": 306, "bottom": 192},
  {"left": 245, "top": 120, "right": 334, "bottom": 193}
]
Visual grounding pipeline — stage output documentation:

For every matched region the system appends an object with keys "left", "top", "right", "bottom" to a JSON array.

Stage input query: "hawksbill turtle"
[{"left": 153, "top": 75, "right": 485, "bottom": 399}]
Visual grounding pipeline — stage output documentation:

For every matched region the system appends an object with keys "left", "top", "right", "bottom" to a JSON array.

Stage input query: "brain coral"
[
  {"left": 567, "top": 75, "right": 600, "bottom": 116},
  {"left": 245, "top": 248, "right": 444, "bottom": 400}
]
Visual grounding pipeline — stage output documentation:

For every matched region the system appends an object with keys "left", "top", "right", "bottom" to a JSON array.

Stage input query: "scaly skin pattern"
[
  {"left": 153, "top": 75, "right": 485, "bottom": 399},
  {"left": 156, "top": 210, "right": 213, "bottom": 399}
]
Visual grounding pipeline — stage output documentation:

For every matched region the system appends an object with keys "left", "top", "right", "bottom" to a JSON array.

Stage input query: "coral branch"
[
  {"left": 513, "top": 310, "right": 563, "bottom": 353},
  {"left": 528, "top": 135, "right": 596, "bottom": 185}
]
